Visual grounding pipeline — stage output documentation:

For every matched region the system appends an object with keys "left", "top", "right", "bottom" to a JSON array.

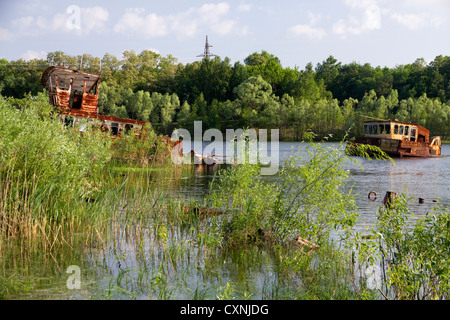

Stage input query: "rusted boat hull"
[{"left": 352, "top": 137, "right": 441, "bottom": 158}]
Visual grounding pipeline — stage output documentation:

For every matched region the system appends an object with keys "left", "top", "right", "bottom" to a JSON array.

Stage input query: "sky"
[{"left": 1, "top": 0, "right": 449, "bottom": 69}]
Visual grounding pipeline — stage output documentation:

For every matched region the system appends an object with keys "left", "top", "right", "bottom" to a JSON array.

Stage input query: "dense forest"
[{"left": 1, "top": 50, "right": 449, "bottom": 140}]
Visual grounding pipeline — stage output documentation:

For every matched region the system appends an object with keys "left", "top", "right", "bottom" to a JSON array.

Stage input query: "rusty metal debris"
[
  {"left": 183, "top": 205, "right": 225, "bottom": 220},
  {"left": 295, "top": 236, "right": 320, "bottom": 254},
  {"left": 368, "top": 191, "right": 377, "bottom": 201},
  {"left": 382, "top": 191, "right": 397, "bottom": 207}
]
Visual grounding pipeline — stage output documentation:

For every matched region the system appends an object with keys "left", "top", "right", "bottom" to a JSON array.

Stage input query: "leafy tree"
[
  {"left": 229, "top": 61, "right": 249, "bottom": 99},
  {"left": 0, "top": 58, "right": 47, "bottom": 98},
  {"left": 177, "top": 101, "right": 192, "bottom": 127},
  {"left": 174, "top": 56, "right": 233, "bottom": 104},
  {"left": 100, "top": 53, "right": 121, "bottom": 86},
  {"left": 315, "top": 55, "right": 340, "bottom": 88},
  {"left": 244, "top": 50, "right": 281, "bottom": 67},
  {"left": 245, "top": 51, "right": 284, "bottom": 94},
  {"left": 139, "top": 91, "right": 153, "bottom": 122},
  {"left": 149, "top": 92, "right": 180, "bottom": 132},
  {"left": 288, "top": 99, "right": 308, "bottom": 140},
  {"left": 47, "top": 51, "right": 77, "bottom": 68},
  {"left": 153, "top": 54, "right": 181, "bottom": 94},
  {"left": 233, "top": 75, "right": 280, "bottom": 128}
]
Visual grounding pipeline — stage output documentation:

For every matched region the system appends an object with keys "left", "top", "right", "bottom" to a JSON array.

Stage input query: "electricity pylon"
[{"left": 197, "top": 35, "right": 216, "bottom": 58}]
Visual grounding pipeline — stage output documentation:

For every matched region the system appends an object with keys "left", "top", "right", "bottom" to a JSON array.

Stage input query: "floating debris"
[
  {"left": 184, "top": 205, "right": 225, "bottom": 220},
  {"left": 368, "top": 191, "right": 377, "bottom": 201},
  {"left": 295, "top": 236, "right": 320, "bottom": 254}
]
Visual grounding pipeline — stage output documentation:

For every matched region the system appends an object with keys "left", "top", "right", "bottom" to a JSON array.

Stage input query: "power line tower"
[{"left": 197, "top": 35, "right": 216, "bottom": 58}]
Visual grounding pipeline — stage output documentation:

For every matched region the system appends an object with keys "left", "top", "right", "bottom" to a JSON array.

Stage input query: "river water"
[{"left": 179, "top": 141, "right": 450, "bottom": 231}]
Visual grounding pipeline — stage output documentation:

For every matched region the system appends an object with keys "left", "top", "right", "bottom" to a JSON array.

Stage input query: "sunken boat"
[
  {"left": 348, "top": 120, "right": 441, "bottom": 158},
  {"left": 41, "top": 65, "right": 146, "bottom": 136}
]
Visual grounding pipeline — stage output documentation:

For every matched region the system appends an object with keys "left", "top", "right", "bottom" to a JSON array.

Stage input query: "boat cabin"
[
  {"left": 41, "top": 66, "right": 100, "bottom": 116},
  {"left": 363, "top": 121, "right": 428, "bottom": 143},
  {"left": 41, "top": 65, "right": 146, "bottom": 136}
]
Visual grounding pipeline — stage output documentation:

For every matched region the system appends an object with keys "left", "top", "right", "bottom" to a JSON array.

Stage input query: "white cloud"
[
  {"left": 403, "top": 0, "right": 450, "bottom": 11},
  {"left": 212, "top": 20, "right": 236, "bottom": 35},
  {"left": 80, "top": 6, "right": 109, "bottom": 34},
  {"left": 10, "top": 6, "right": 109, "bottom": 37},
  {"left": 307, "top": 12, "right": 322, "bottom": 26},
  {"left": 0, "top": 27, "right": 12, "bottom": 41},
  {"left": 344, "top": 0, "right": 379, "bottom": 10},
  {"left": 289, "top": 24, "right": 326, "bottom": 40},
  {"left": 390, "top": 13, "right": 427, "bottom": 30},
  {"left": 238, "top": 3, "right": 253, "bottom": 12},
  {"left": 21, "top": 49, "right": 47, "bottom": 60},
  {"left": 13, "top": 16, "right": 35, "bottom": 30},
  {"left": 385, "top": 0, "right": 446, "bottom": 30},
  {"left": 333, "top": 0, "right": 382, "bottom": 37},
  {"left": 288, "top": 12, "right": 326, "bottom": 40},
  {"left": 113, "top": 2, "right": 247, "bottom": 38},
  {"left": 237, "top": 25, "right": 250, "bottom": 36},
  {"left": 390, "top": 11, "right": 444, "bottom": 30},
  {"left": 113, "top": 8, "right": 168, "bottom": 38},
  {"left": 198, "top": 2, "right": 230, "bottom": 21},
  {"left": 35, "top": 16, "right": 47, "bottom": 30},
  {"left": 54, "top": 6, "right": 109, "bottom": 34}
]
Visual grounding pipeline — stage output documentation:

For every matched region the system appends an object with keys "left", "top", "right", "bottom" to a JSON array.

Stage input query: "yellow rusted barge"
[{"left": 350, "top": 120, "right": 441, "bottom": 157}]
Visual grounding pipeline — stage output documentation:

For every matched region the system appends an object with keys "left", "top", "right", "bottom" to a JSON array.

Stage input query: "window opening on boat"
[
  {"left": 111, "top": 123, "right": 119, "bottom": 136},
  {"left": 125, "top": 124, "right": 133, "bottom": 135},
  {"left": 71, "top": 90, "right": 82, "bottom": 109},
  {"left": 410, "top": 127, "right": 417, "bottom": 142}
]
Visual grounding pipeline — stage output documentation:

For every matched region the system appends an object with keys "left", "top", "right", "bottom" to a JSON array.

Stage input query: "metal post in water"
[{"left": 382, "top": 191, "right": 397, "bottom": 208}]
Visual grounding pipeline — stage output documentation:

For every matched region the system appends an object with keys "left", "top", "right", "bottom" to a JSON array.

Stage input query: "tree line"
[{"left": 1, "top": 50, "right": 449, "bottom": 140}]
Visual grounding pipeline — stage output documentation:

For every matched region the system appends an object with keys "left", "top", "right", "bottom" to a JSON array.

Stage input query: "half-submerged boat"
[
  {"left": 348, "top": 120, "right": 441, "bottom": 157},
  {"left": 41, "top": 65, "right": 146, "bottom": 135}
]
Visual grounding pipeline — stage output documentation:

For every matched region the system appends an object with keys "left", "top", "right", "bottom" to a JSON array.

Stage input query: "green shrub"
[
  {"left": 208, "top": 135, "right": 360, "bottom": 247},
  {"left": 353, "top": 195, "right": 450, "bottom": 300},
  {"left": 110, "top": 123, "right": 171, "bottom": 166}
]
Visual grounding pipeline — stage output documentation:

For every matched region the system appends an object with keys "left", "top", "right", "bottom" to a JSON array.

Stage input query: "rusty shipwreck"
[
  {"left": 41, "top": 65, "right": 146, "bottom": 136},
  {"left": 349, "top": 120, "right": 441, "bottom": 157}
]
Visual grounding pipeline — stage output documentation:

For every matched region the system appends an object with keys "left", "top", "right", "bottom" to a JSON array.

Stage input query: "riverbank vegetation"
[
  {"left": 0, "top": 96, "right": 448, "bottom": 300},
  {"left": 1, "top": 51, "right": 450, "bottom": 140}
]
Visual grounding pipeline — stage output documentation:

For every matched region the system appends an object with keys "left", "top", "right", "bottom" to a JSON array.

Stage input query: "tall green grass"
[
  {"left": 0, "top": 95, "right": 177, "bottom": 298},
  {"left": 0, "top": 93, "right": 112, "bottom": 240}
]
